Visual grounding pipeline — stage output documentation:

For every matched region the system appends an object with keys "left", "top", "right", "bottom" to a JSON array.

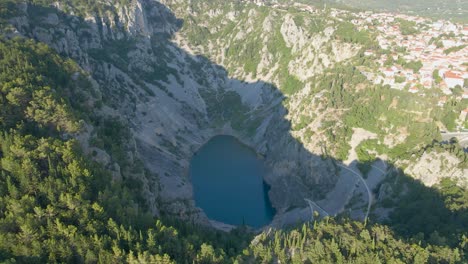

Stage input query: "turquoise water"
[{"left": 190, "top": 135, "right": 275, "bottom": 228}]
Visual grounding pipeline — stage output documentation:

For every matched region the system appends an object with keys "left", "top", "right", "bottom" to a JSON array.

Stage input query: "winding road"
[
  {"left": 370, "top": 164, "right": 385, "bottom": 174},
  {"left": 304, "top": 198, "right": 329, "bottom": 221},
  {"left": 337, "top": 163, "right": 372, "bottom": 221},
  {"left": 304, "top": 157, "right": 389, "bottom": 223}
]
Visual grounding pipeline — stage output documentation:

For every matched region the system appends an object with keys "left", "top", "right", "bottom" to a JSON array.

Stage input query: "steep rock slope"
[
  {"left": 5, "top": 0, "right": 464, "bottom": 228},
  {"left": 4, "top": 0, "right": 361, "bottom": 225}
]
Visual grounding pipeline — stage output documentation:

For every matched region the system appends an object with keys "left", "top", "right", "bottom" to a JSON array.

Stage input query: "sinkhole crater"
[{"left": 190, "top": 135, "right": 275, "bottom": 228}]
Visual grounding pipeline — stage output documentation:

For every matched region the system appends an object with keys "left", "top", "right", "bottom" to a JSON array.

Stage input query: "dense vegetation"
[
  {"left": 385, "top": 175, "right": 468, "bottom": 247},
  {"left": 0, "top": 38, "right": 253, "bottom": 263},
  {"left": 395, "top": 18, "right": 420, "bottom": 36},
  {"left": 334, "top": 21, "right": 375, "bottom": 47},
  {"left": 292, "top": 56, "right": 467, "bottom": 163},
  {"left": 0, "top": 1, "right": 467, "bottom": 263},
  {"left": 244, "top": 217, "right": 466, "bottom": 263},
  {"left": 444, "top": 45, "right": 467, "bottom": 55},
  {"left": 2, "top": 37, "right": 465, "bottom": 263}
]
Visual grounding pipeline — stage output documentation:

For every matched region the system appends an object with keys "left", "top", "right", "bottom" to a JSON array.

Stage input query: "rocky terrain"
[
  {"left": 3, "top": 0, "right": 466, "bottom": 229},
  {"left": 5, "top": 0, "right": 343, "bottom": 226},
  {"left": 404, "top": 151, "right": 467, "bottom": 187}
]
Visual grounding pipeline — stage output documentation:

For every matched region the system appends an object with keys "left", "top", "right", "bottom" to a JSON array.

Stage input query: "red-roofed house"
[
  {"left": 462, "top": 26, "right": 468, "bottom": 35},
  {"left": 409, "top": 86, "right": 419, "bottom": 93},
  {"left": 443, "top": 71, "right": 464, "bottom": 88},
  {"left": 383, "top": 68, "right": 395, "bottom": 77},
  {"left": 364, "top": 50, "right": 374, "bottom": 56}
]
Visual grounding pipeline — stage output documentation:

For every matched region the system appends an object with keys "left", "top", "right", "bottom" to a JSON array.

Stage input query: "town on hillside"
[
  {"left": 249, "top": 1, "right": 468, "bottom": 131},
  {"left": 352, "top": 12, "right": 467, "bottom": 131}
]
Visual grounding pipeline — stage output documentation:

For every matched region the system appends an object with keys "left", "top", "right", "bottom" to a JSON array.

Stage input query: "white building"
[{"left": 444, "top": 71, "right": 464, "bottom": 88}]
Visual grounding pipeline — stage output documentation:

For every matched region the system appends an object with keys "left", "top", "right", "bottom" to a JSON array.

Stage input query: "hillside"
[
  {"left": 0, "top": 0, "right": 467, "bottom": 262},
  {"left": 291, "top": 0, "right": 468, "bottom": 22}
]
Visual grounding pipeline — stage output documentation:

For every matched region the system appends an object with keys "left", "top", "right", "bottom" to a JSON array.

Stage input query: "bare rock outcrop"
[{"left": 404, "top": 151, "right": 468, "bottom": 186}]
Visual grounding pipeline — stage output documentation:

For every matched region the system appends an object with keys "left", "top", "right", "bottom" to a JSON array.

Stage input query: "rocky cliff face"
[
  {"left": 403, "top": 151, "right": 468, "bottom": 187},
  {"left": 5, "top": 0, "right": 352, "bottom": 226},
  {"left": 5, "top": 0, "right": 466, "bottom": 229}
]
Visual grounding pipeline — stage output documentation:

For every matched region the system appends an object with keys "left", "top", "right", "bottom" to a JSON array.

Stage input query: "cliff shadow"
[{"left": 10, "top": 0, "right": 467, "bottom": 247}]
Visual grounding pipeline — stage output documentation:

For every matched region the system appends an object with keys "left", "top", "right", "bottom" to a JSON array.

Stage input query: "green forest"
[
  {"left": 0, "top": 37, "right": 254, "bottom": 263},
  {"left": 0, "top": 33, "right": 467, "bottom": 264},
  {"left": 0, "top": 0, "right": 467, "bottom": 263}
]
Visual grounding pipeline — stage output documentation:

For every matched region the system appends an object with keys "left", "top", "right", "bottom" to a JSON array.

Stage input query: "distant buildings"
[
  {"left": 443, "top": 71, "right": 464, "bottom": 88},
  {"left": 355, "top": 9, "right": 466, "bottom": 105},
  {"left": 383, "top": 68, "right": 395, "bottom": 77},
  {"left": 409, "top": 86, "right": 419, "bottom": 93}
]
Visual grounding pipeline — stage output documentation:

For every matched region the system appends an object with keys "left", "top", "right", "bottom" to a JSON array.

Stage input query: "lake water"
[{"left": 190, "top": 135, "right": 275, "bottom": 228}]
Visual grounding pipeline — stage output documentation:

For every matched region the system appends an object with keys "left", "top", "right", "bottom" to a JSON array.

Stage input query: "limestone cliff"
[
  {"left": 5, "top": 0, "right": 464, "bottom": 228},
  {"left": 403, "top": 151, "right": 468, "bottom": 187},
  {"left": 4, "top": 0, "right": 346, "bottom": 226}
]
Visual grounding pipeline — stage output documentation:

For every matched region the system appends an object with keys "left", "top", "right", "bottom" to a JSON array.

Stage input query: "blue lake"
[{"left": 190, "top": 135, "right": 275, "bottom": 228}]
